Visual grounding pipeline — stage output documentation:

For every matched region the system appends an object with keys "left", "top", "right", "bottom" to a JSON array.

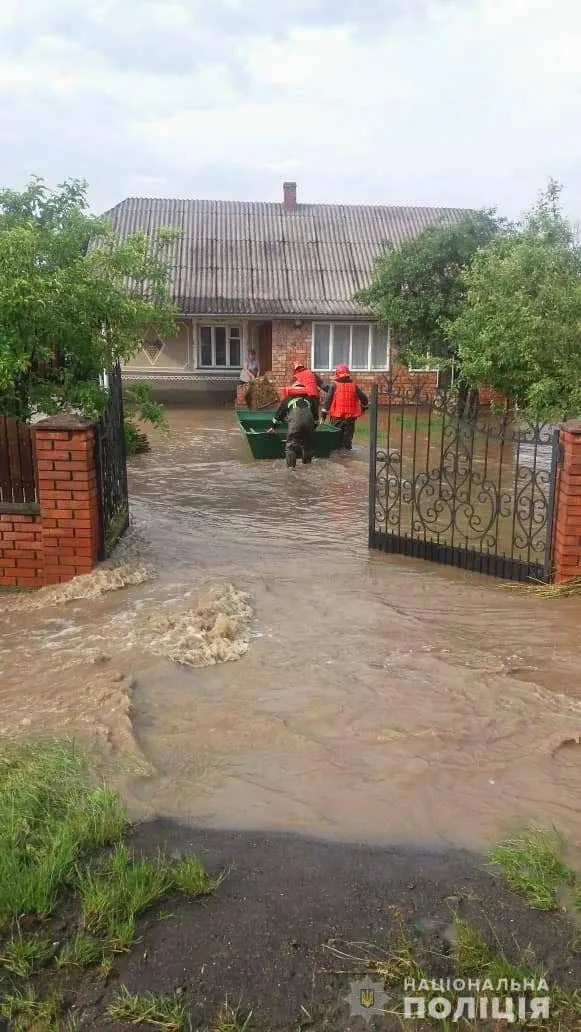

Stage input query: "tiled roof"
[{"left": 103, "top": 196, "right": 471, "bottom": 318}]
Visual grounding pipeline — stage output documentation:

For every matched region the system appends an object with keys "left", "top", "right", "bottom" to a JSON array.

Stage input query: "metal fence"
[
  {"left": 94, "top": 364, "right": 129, "bottom": 559},
  {"left": 369, "top": 382, "right": 560, "bottom": 582}
]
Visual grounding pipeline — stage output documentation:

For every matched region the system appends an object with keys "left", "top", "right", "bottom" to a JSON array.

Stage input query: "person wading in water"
[
  {"left": 288, "top": 362, "right": 326, "bottom": 421},
  {"left": 320, "top": 364, "right": 368, "bottom": 450},
  {"left": 267, "top": 380, "right": 317, "bottom": 468}
]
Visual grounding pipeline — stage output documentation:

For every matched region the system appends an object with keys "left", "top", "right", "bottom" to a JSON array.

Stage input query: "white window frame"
[
  {"left": 198, "top": 324, "right": 243, "bottom": 369},
  {"left": 409, "top": 348, "right": 441, "bottom": 374},
  {"left": 311, "top": 322, "right": 391, "bottom": 372}
]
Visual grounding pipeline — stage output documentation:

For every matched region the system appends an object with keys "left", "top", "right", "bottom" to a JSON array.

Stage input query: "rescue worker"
[
  {"left": 320, "top": 364, "right": 368, "bottom": 450},
  {"left": 289, "top": 362, "right": 326, "bottom": 420},
  {"left": 267, "top": 380, "right": 317, "bottom": 468}
]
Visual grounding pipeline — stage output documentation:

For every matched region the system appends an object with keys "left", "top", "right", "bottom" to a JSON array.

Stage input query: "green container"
[{"left": 235, "top": 408, "right": 341, "bottom": 460}]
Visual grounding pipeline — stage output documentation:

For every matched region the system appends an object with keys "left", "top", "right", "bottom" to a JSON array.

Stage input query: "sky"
[{"left": 0, "top": 0, "right": 580, "bottom": 220}]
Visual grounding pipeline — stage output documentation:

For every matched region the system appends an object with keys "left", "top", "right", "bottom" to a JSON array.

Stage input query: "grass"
[
  {"left": 79, "top": 843, "right": 220, "bottom": 952},
  {"left": 0, "top": 741, "right": 223, "bottom": 1031},
  {"left": 366, "top": 910, "right": 581, "bottom": 1031},
  {"left": 452, "top": 916, "right": 492, "bottom": 976},
  {"left": 79, "top": 842, "right": 174, "bottom": 948},
  {"left": 452, "top": 916, "right": 549, "bottom": 989},
  {"left": 55, "top": 932, "right": 107, "bottom": 969},
  {"left": 0, "top": 741, "right": 127, "bottom": 926},
  {"left": 0, "top": 986, "right": 67, "bottom": 1031},
  {"left": 212, "top": 999, "right": 254, "bottom": 1032},
  {"left": 371, "top": 909, "right": 427, "bottom": 988},
  {"left": 173, "top": 854, "right": 225, "bottom": 897},
  {"left": 355, "top": 410, "right": 446, "bottom": 440},
  {"left": 0, "top": 929, "right": 55, "bottom": 976},
  {"left": 107, "top": 986, "right": 187, "bottom": 1030},
  {"left": 487, "top": 828, "right": 575, "bottom": 910},
  {"left": 518, "top": 576, "right": 581, "bottom": 597},
  {"left": 0, "top": 741, "right": 579, "bottom": 1030}
]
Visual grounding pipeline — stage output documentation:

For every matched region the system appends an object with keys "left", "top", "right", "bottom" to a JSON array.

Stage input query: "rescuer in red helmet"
[
  {"left": 288, "top": 362, "right": 326, "bottom": 420},
  {"left": 267, "top": 379, "right": 317, "bottom": 468},
  {"left": 320, "top": 364, "right": 368, "bottom": 450}
]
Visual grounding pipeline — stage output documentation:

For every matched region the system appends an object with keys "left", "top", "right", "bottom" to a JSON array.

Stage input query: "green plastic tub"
[{"left": 235, "top": 408, "right": 341, "bottom": 460}]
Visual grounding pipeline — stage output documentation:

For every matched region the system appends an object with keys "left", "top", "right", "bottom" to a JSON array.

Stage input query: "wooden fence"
[{"left": 0, "top": 417, "right": 37, "bottom": 505}]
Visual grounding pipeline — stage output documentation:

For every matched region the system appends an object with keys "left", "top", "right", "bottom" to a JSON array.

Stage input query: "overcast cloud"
[{"left": 0, "top": 0, "right": 580, "bottom": 219}]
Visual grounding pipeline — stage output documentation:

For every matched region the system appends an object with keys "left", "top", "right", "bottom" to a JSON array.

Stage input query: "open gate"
[
  {"left": 94, "top": 363, "right": 129, "bottom": 560},
  {"left": 368, "top": 381, "right": 560, "bottom": 582}
]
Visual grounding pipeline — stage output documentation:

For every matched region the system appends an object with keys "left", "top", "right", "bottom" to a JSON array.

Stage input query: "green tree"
[
  {"left": 0, "top": 177, "right": 179, "bottom": 421},
  {"left": 356, "top": 210, "right": 505, "bottom": 372},
  {"left": 448, "top": 182, "right": 581, "bottom": 418},
  {"left": 123, "top": 381, "right": 169, "bottom": 455}
]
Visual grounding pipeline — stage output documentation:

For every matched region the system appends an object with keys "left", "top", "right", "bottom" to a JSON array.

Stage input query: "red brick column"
[
  {"left": 552, "top": 420, "right": 581, "bottom": 584},
  {"left": 271, "top": 320, "right": 312, "bottom": 388},
  {"left": 34, "top": 416, "right": 101, "bottom": 585}
]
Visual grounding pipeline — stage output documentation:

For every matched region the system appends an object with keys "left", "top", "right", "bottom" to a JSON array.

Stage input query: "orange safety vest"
[
  {"left": 293, "top": 369, "right": 320, "bottom": 397},
  {"left": 280, "top": 383, "right": 312, "bottom": 401},
  {"left": 328, "top": 379, "right": 362, "bottom": 419}
]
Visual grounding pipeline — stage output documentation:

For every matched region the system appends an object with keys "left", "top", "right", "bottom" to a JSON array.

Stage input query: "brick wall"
[
  {"left": 268, "top": 320, "right": 438, "bottom": 400},
  {"left": 0, "top": 417, "right": 102, "bottom": 589},
  {"left": 478, "top": 384, "right": 507, "bottom": 407},
  {"left": 271, "top": 320, "right": 313, "bottom": 383},
  {"left": 234, "top": 318, "right": 502, "bottom": 408}
]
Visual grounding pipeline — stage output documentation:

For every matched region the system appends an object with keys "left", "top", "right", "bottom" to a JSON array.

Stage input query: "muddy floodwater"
[{"left": 2, "top": 407, "right": 581, "bottom": 851}]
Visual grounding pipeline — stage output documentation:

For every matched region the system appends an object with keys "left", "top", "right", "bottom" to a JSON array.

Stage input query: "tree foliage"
[
  {"left": 123, "top": 382, "right": 169, "bottom": 455},
  {"left": 356, "top": 210, "right": 504, "bottom": 369},
  {"left": 0, "top": 177, "right": 179, "bottom": 420},
  {"left": 448, "top": 182, "right": 581, "bottom": 418}
]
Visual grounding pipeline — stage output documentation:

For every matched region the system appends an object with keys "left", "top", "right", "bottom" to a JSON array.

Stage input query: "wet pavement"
[{"left": 1, "top": 407, "right": 581, "bottom": 852}]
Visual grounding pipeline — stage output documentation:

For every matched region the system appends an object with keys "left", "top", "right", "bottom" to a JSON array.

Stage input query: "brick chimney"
[{"left": 283, "top": 181, "right": 297, "bottom": 212}]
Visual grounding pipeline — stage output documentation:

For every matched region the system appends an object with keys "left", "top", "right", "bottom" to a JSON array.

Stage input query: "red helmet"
[
  {"left": 293, "top": 362, "right": 306, "bottom": 373},
  {"left": 335, "top": 363, "right": 350, "bottom": 377}
]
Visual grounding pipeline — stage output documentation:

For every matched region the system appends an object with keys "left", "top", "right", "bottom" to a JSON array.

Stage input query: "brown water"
[{"left": 1, "top": 407, "right": 581, "bottom": 850}]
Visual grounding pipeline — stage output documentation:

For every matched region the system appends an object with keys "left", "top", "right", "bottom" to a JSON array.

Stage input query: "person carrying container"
[
  {"left": 320, "top": 364, "right": 368, "bottom": 450},
  {"left": 267, "top": 380, "right": 317, "bottom": 468}
]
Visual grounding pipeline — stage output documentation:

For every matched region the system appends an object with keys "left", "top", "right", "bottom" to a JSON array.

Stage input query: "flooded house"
[{"left": 103, "top": 183, "right": 468, "bottom": 404}]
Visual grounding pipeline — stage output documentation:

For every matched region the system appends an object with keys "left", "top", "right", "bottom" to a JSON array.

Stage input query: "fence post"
[
  {"left": 552, "top": 420, "right": 581, "bottom": 584},
  {"left": 33, "top": 415, "right": 101, "bottom": 585}
]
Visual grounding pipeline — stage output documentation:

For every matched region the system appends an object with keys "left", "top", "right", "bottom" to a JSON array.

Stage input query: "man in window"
[
  {"left": 267, "top": 379, "right": 317, "bottom": 468},
  {"left": 320, "top": 364, "right": 368, "bottom": 450}
]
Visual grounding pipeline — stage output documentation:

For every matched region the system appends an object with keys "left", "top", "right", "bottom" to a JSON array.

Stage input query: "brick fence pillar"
[
  {"left": 552, "top": 420, "right": 581, "bottom": 584},
  {"left": 34, "top": 416, "right": 101, "bottom": 585}
]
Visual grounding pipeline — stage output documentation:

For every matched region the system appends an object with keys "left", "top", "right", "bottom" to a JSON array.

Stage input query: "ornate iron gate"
[
  {"left": 368, "top": 382, "right": 561, "bottom": 582},
  {"left": 95, "top": 363, "right": 129, "bottom": 560}
]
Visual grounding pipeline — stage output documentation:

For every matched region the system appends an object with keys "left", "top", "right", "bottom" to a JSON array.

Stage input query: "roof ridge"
[{"left": 108, "top": 196, "right": 471, "bottom": 212}]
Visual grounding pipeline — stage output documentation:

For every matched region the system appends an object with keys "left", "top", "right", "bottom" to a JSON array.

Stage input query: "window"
[
  {"left": 409, "top": 351, "right": 440, "bottom": 372},
  {"left": 312, "top": 323, "right": 390, "bottom": 371},
  {"left": 199, "top": 325, "right": 241, "bottom": 368}
]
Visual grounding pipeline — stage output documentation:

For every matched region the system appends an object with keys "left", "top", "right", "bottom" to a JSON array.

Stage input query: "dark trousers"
[
  {"left": 309, "top": 397, "right": 320, "bottom": 421},
  {"left": 331, "top": 417, "right": 356, "bottom": 449},
  {"left": 286, "top": 408, "right": 315, "bottom": 467},
  {"left": 286, "top": 428, "right": 315, "bottom": 467}
]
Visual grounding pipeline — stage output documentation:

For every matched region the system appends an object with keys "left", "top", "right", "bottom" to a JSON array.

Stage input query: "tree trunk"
[{"left": 457, "top": 383, "right": 479, "bottom": 421}]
